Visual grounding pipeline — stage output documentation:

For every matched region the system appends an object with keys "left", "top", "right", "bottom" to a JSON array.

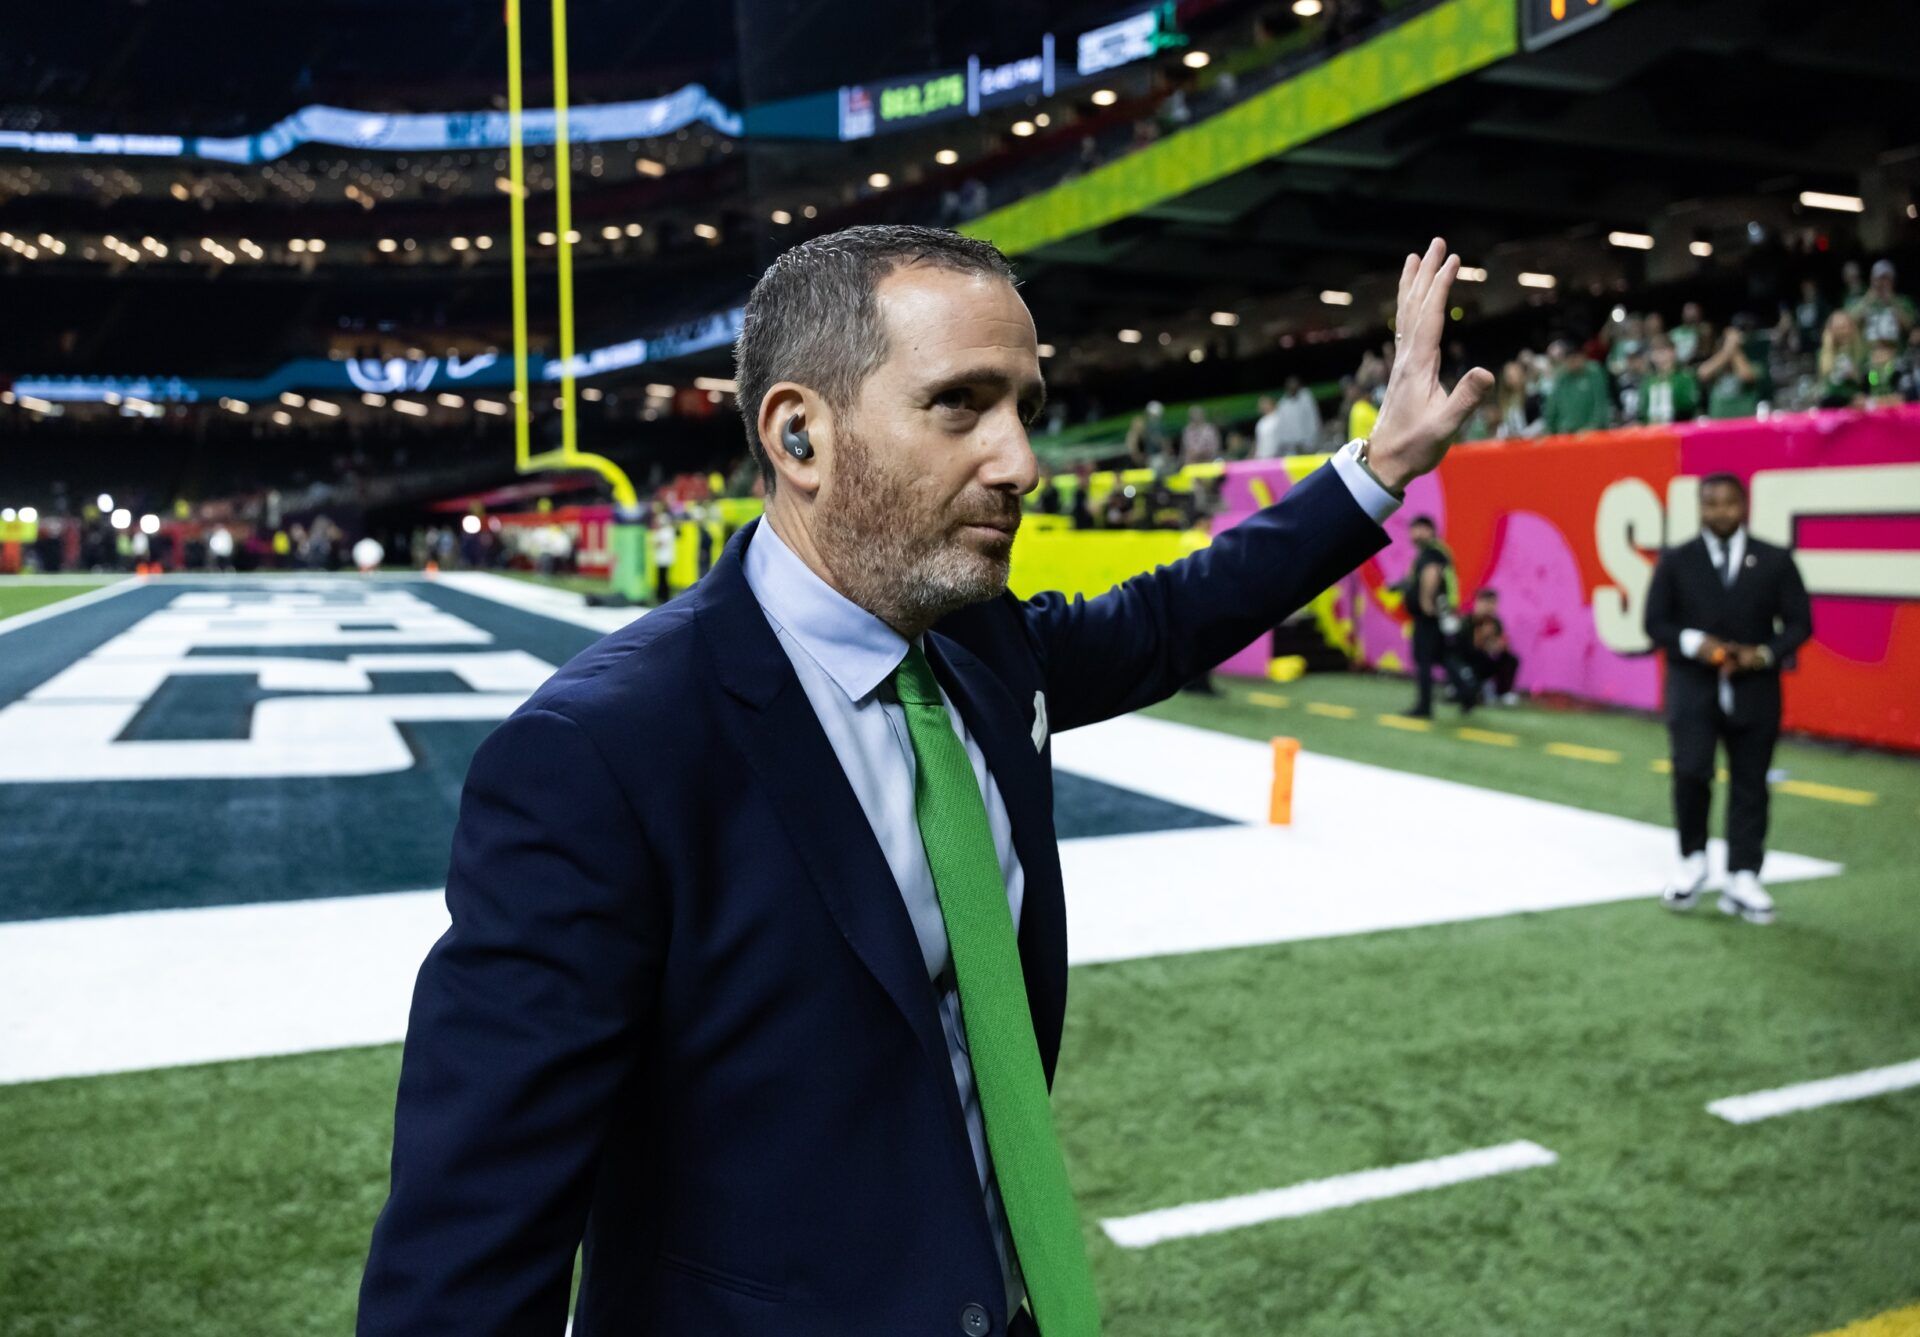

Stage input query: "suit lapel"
[
  {"left": 697, "top": 523, "right": 947, "bottom": 1062},
  {"left": 925, "top": 633, "right": 1069, "bottom": 1087}
]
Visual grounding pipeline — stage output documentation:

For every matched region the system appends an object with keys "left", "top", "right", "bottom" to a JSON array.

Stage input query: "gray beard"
[{"left": 813, "top": 429, "right": 1019, "bottom": 636}]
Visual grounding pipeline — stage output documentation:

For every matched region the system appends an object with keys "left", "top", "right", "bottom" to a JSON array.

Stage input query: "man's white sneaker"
[
  {"left": 1719, "top": 871, "right": 1775, "bottom": 925},
  {"left": 1662, "top": 852, "right": 1708, "bottom": 911}
]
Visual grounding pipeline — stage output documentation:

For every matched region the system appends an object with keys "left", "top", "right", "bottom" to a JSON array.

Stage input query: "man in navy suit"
[{"left": 358, "top": 227, "right": 1492, "bottom": 1336}]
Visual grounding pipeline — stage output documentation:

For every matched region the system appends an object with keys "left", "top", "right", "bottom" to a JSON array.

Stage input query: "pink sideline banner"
[{"left": 1210, "top": 409, "right": 1920, "bottom": 751}]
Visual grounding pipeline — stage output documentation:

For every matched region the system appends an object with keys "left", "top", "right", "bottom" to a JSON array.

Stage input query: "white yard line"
[
  {"left": 435, "top": 570, "right": 647, "bottom": 634},
  {"left": 1101, "top": 1140, "right": 1559, "bottom": 1248},
  {"left": 1706, "top": 1058, "right": 1920, "bottom": 1124},
  {"left": 0, "top": 577, "right": 137, "bottom": 639}
]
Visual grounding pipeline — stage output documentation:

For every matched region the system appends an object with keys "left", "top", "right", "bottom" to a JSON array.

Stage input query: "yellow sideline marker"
[
  {"left": 1456, "top": 726, "right": 1518, "bottom": 747},
  {"left": 1248, "top": 691, "right": 1291, "bottom": 709},
  {"left": 1810, "top": 1302, "right": 1920, "bottom": 1336},
  {"left": 1305, "top": 702, "right": 1355, "bottom": 719},
  {"left": 1775, "top": 778, "right": 1878, "bottom": 806},
  {"left": 1376, "top": 713, "right": 1431, "bottom": 733},
  {"left": 1545, "top": 741, "right": 1621, "bottom": 764},
  {"left": 1268, "top": 737, "right": 1298, "bottom": 825}
]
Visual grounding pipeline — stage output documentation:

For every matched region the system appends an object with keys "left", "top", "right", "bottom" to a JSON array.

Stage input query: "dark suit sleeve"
[
  {"left": 1768, "top": 550, "right": 1813, "bottom": 665},
  {"left": 1643, "top": 550, "right": 1685, "bottom": 656},
  {"left": 1017, "top": 462, "right": 1386, "bottom": 733},
  {"left": 359, "top": 707, "right": 663, "bottom": 1336}
]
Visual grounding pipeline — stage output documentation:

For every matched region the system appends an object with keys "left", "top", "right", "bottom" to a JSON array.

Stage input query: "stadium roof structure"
[{"left": 980, "top": 0, "right": 1920, "bottom": 355}]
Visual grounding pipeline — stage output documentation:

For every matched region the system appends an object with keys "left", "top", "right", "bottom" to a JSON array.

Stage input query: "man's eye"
[{"left": 935, "top": 390, "right": 973, "bottom": 412}]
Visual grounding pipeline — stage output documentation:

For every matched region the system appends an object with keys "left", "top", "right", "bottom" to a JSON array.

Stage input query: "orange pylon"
[{"left": 1269, "top": 736, "right": 1299, "bottom": 825}]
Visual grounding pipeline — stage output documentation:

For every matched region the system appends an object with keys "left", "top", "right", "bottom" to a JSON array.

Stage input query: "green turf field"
[
  {"left": 0, "top": 580, "right": 111, "bottom": 620},
  {"left": 2, "top": 674, "right": 1914, "bottom": 1335}
]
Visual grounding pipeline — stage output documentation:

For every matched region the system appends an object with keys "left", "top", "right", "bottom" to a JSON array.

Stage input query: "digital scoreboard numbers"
[
  {"left": 881, "top": 72, "right": 967, "bottom": 124},
  {"left": 1520, "top": 0, "right": 1610, "bottom": 51}
]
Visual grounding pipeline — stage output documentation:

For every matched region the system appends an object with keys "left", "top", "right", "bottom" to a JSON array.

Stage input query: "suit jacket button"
[{"left": 960, "top": 1302, "right": 993, "bottom": 1335}]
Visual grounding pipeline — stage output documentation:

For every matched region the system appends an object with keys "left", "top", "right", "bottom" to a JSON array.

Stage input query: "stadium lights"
[
  {"left": 564, "top": 229, "right": 581, "bottom": 244},
  {"left": 624, "top": 223, "right": 643, "bottom": 237},
  {"left": 1293, "top": 0, "right": 1323, "bottom": 14},
  {"left": 646, "top": 383, "right": 675, "bottom": 397},
  {"left": 1457, "top": 266, "right": 1487, "bottom": 282},
  {"left": 110, "top": 508, "right": 131, "bottom": 529},
  {"left": 450, "top": 236, "right": 470, "bottom": 250},
  {"left": 1320, "top": 290, "right": 1354, "bottom": 306},
  {"left": 1157, "top": 331, "right": 1173, "bottom": 345},
  {"left": 538, "top": 230, "right": 558, "bottom": 246},
  {"left": 280, "top": 391, "right": 306, "bottom": 407},
  {"left": 18, "top": 506, "right": 35, "bottom": 524},
  {"left": 1210, "top": 311, "right": 1240, "bottom": 327},
  {"left": 0, "top": 508, "right": 12, "bottom": 521},
  {"left": 17, "top": 394, "right": 55, "bottom": 412},
  {"left": 308, "top": 239, "right": 326, "bottom": 253},
  {"left": 1035, "top": 113, "right": 1050, "bottom": 128},
  {"left": 361, "top": 392, "right": 387, "bottom": 407},
  {"left": 770, "top": 209, "right": 792, "bottom": 225},
  {"left": 474, "top": 399, "right": 508, "bottom": 415},
  {"left": 601, "top": 225, "right": 622, "bottom": 240},
  {"left": 377, "top": 238, "right": 398, "bottom": 252},
  {"left": 475, "top": 235, "right": 494, "bottom": 249},
  {"left": 1518, "top": 271, "right": 1558, "bottom": 289},
  {"left": 139, "top": 514, "right": 160, "bottom": 535},
  {"left": 392, "top": 400, "right": 429, "bottom": 416},
  {"left": 694, "top": 222, "right": 720, "bottom": 239},
  {"left": 1607, "top": 231, "right": 1655, "bottom": 250},
  {"left": 1090, "top": 89, "right": 1118, "bottom": 107},
  {"left": 581, "top": 387, "right": 604, "bottom": 402},
  {"left": 271, "top": 410, "right": 293, "bottom": 426},
  {"left": 1011, "top": 121, "right": 1036, "bottom": 137},
  {"left": 1690, "top": 240, "right": 1714, "bottom": 257},
  {"left": 635, "top": 158, "right": 666, "bottom": 177},
  {"left": 803, "top": 204, "right": 817, "bottom": 219},
  {"left": 220, "top": 398, "right": 248, "bottom": 413},
  {"left": 461, "top": 515, "right": 483, "bottom": 535},
  {"left": 1182, "top": 50, "right": 1211, "bottom": 68},
  {"left": 693, "top": 376, "right": 738, "bottom": 393},
  {"left": 308, "top": 399, "right": 340, "bottom": 416},
  {"left": 935, "top": 149, "right": 959, "bottom": 166},
  {"left": 97, "top": 493, "right": 114, "bottom": 511},
  {"left": 289, "top": 238, "right": 307, "bottom": 253},
  {"left": 141, "top": 236, "right": 165, "bottom": 255},
  {"left": 436, "top": 393, "right": 464, "bottom": 408},
  {"left": 1799, "top": 190, "right": 1863, "bottom": 214},
  {"left": 1189, "top": 348, "right": 1205, "bottom": 363},
  {"left": 1117, "top": 328, "right": 1143, "bottom": 343},
  {"left": 867, "top": 172, "right": 891, "bottom": 188},
  {"left": 1036, "top": 343, "right": 1055, "bottom": 358}
]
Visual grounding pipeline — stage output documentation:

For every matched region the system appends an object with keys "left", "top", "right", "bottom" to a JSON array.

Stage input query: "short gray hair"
[{"left": 733, "top": 224, "right": 1017, "bottom": 490}]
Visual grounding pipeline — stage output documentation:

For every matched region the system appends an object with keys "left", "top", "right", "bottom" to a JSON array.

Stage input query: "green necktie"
[{"left": 892, "top": 644, "right": 1101, "bottom": 1337}]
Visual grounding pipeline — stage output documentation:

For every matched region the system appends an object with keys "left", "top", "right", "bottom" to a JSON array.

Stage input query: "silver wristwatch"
[{"left": 1347, "top": 437, "right": 1404, "bottom": 499}]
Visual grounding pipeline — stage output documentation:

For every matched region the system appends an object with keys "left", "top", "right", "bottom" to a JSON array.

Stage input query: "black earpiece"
[{"left": 781, "top": 414, "right": 814, "bottom": 461}]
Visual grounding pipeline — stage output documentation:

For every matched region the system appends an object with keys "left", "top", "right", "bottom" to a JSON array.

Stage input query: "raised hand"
[{"left": 1368, "top": 238, "right": 1496, "bottom": 492}]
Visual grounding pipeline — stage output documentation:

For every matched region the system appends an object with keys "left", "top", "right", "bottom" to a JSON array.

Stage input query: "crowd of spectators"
[{"left": 1442, "top": 257, "right": 1919, "bottom": 442}]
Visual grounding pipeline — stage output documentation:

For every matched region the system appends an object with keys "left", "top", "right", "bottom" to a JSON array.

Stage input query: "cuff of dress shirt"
[
  {"left": 1678, "top": 628, "right": 1706, "bottom": 659},
  {"left": 1329, "top": 439, "right": 1403, "bottom": 525}
]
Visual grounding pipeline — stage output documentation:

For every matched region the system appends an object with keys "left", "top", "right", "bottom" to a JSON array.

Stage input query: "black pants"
[
  {"left": 655, "top": 563, "right": 673, "bottom": 603},
  {"left": 1468, "top": 648, "right": 1519, "bottom": 696},
  {"left": 1668, "top": 703, "right": 1778, "bottom": 874},
  {"left": 1411, "top": 620, "right": 1476, "bottom": 714}
]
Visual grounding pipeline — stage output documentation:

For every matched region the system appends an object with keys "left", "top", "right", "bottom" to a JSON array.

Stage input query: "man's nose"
[{"left": 981, "top": 413, "right": 1040, "bottom": 496}]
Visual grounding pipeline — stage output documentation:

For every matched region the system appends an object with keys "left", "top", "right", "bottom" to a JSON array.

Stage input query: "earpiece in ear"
[{"left": 781, "top": 415, "right": 814, "bottom": 461}]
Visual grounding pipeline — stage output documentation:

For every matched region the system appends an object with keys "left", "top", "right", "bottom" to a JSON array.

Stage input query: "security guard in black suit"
[{"left": 1643, "top": 473, "right": 1812, "bottom": 923}]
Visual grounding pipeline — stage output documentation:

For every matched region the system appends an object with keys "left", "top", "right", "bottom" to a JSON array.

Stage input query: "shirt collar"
[{"left": 744, "top": 519, "right": 908, "bottom": 703}]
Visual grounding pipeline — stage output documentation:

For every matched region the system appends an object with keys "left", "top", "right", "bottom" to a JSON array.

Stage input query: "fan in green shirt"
[
  {"left": 1542, "top": 342, "right": 1612, "bottom": 434},
  {"left": 1698, "top": 326, "right": 1764, "bottom": 420},
  {"left": 1849, "top": 261, "right": 1917, "bottom": 345},
  {"left": 1639, "top": 340, "right": 1700, "bottom": 424}
]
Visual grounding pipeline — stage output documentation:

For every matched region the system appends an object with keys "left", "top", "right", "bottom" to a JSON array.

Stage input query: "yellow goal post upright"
[{"left": 506, "top": 0, "right": 650, "bottom": 601}]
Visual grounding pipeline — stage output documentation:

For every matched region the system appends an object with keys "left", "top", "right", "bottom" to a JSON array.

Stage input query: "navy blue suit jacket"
[{"left": 358, "top": 463, "right": 1387, "bottom": 1335}]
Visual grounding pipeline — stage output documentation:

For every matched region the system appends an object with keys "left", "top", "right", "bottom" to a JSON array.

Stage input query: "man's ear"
[{"left": 758, "top": 382, "right": 828, "bottom": 499}]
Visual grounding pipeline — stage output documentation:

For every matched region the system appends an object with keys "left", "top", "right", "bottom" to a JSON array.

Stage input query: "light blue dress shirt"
[{"left": 739, "top": 452, "right": 1396, "bottom": 1318}]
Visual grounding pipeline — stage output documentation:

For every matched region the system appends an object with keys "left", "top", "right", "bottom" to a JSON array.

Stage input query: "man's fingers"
[
  {"left": 1395, "top": 252, "right": 1419, "bottom": 338},
  {"left": 1408, "top": 237, "right": 1445, "bottom": 320},
  {"left": 1410, "top": 253, "right": 1459, "bottom": 369},
  {"left": 1442, "top": 365, "right": 1496, "bottom": 431}
]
